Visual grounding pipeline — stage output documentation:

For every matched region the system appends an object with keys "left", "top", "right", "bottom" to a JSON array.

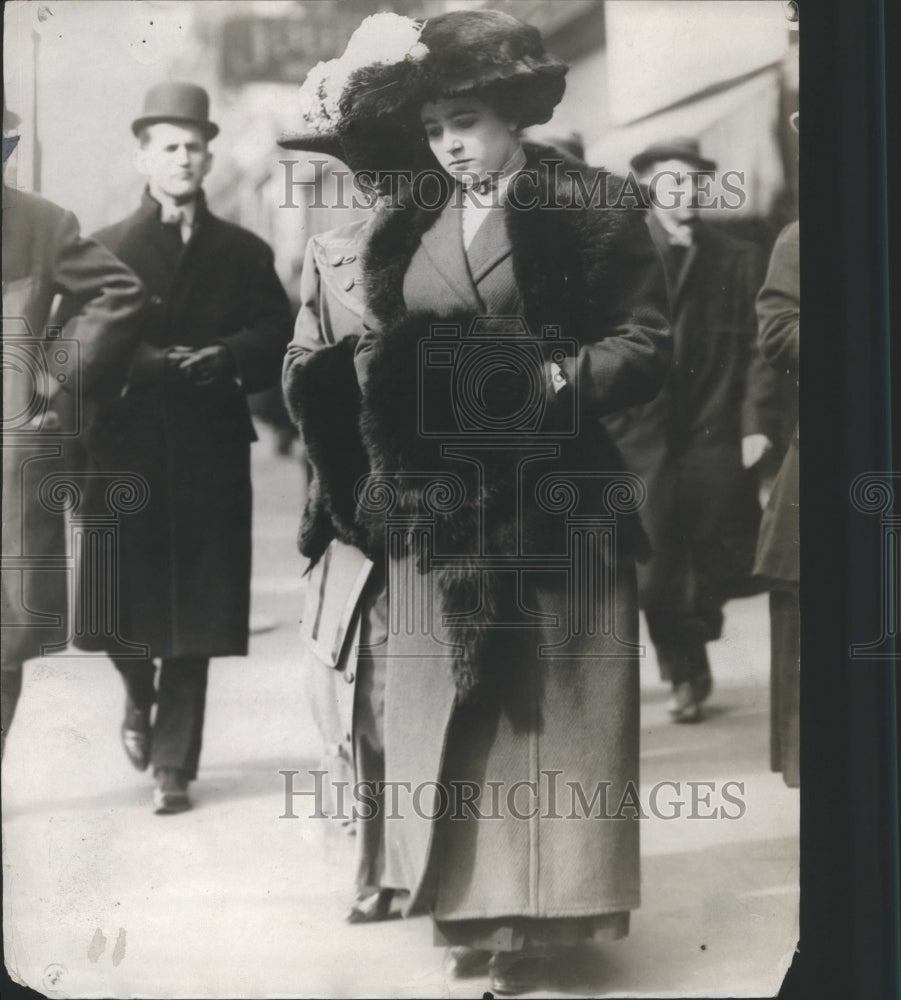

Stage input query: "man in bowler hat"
[
  {"left": 604, "top": 138, "right": 781, "bottom": 721},
  {"left": 77, "top": 82, "right": 293, "bottom": 811}
]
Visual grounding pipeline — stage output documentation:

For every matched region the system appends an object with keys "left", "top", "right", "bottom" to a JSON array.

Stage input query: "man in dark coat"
[
  {"left": 2, "top": 100, "right": 144, "bottom": 754},
  {"left": 604, "top": 138, "right": 781, "bottom": 722},
  {"left": 79, "top": 83, "right": 293, "bottom": 811},
  {"left": 753, "top": 219, "right": 799, "bottom": 786}
]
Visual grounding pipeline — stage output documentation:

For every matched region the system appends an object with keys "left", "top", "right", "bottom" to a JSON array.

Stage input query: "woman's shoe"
[
  {"left": 489, "top": 950, "right": 548, "bottom": 995},
  {"left": 443, "top": 946, "right": 491, "bottom": 978},
  {"left": 345, "top": 888, "right": 394, "bottom": 924}
]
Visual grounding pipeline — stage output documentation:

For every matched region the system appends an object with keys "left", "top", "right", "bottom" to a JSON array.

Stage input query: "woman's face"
[{"left": 420, "top": 96, "right": 520, "bottom": 185}]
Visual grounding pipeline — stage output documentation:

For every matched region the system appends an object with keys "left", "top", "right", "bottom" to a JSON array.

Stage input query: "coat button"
[
  {"left": 331, "top": 254, "right": 344, "bottom": 266},
  {"left": 150, "top": 294, "right": 163, "bottom": 305},
  {"left": 342, "top": 254, "right": 356, "bottom": 264},
  {"left": 345, "top": 670, "right": 355, "bottom": 683},
  {"left": 343, "top": 276, "right": 355, "bottom": 291}
]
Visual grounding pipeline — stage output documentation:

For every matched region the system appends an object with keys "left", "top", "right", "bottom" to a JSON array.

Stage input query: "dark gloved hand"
[
  {"left": 175, "top": 344, "right": 236, "bottom": 387},
  {"left": 165, "top": 345, "right": 193, "bottom": 376}
]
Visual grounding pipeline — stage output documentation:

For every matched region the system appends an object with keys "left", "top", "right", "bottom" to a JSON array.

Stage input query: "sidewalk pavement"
[{"left": 2, "top": 441, "right": 798, "bottom": 998}]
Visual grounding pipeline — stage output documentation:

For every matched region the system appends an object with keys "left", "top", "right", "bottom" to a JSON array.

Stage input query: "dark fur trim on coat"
[
  {"left": 361, "top": 143, "right": 641, "bottom": 336},
  {"left": 296, "top": 143, "right": 665, "bottom": 697},
  {"left": 288, "top": 335, "right": 370, "bottom": 564},
  {"left": 359, "top": 311, "right": 648, "bottom": 699}
]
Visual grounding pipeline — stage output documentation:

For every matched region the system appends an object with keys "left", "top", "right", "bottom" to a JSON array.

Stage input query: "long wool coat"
[
  {"left": 77, "top": 190, "right": 293, "bottom": 658},
  {"left": 293, "top": 144, "right": 671, "bottom": 921},
  {"left": 283, "top": 218, "right": 376, "bottom": 819},
  {"left": 2, "top": 187, "right": 143, "bottom": 663},
  {"left": 753, "top": 221, "right": 799, "bottom": 585},
  {"left": 603, "top": 215, "right": 781, "bottom": 618}
]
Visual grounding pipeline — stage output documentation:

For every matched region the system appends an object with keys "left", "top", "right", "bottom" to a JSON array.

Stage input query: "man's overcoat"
[
  {"left": 603, "top": 215, "right": 780, "bottom": 618},
  {"left": 79, "top": 190, "right": 292, "bottom": 657},
  {"left": 753, "top": 221, "right": 799, "bottom": 585},
  {"left": 2, "top": 187, "right": 143, "bottom": 662}
]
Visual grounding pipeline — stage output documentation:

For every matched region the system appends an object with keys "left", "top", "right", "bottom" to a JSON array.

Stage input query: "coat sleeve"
[
  {"left": 282, "top": 236, "right": 329, "bottom": 426},
  {"left": 559, "top": 211, "right": 672, "bottom": 417},
  {"left": 217, "top": 240, "right": 294, "bottom": 395},
  {"left": 740, "top": 242, "right": 784, "bottom": 440},
  {"left": 50, "top": 209, "right": 145, "bottom": 400},
  {"left": 756, "top": 222, "right": 800, "bottom": 378}
]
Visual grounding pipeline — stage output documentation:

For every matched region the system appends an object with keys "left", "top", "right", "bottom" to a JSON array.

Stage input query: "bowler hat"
[
  {"left": 630, "top": 137, "right": 717, "bottom": 176},
  {"left": 132, "top": 81, "right": 219, "bottom": 139}
]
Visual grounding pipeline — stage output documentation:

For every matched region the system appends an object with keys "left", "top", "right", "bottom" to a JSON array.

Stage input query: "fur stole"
[
  {"left": 289, "top": 335, "right": 370, "bottom": 564},
  {"left": 361, "top": 141, "right": 645, "bottom": 339},
  {"left": 291, "top": 312, "right": 648, "bottom": 700}
]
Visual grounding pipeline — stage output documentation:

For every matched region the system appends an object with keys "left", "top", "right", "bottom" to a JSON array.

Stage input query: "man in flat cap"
[
  {"left": 604, "top": 138, "right": 782, "bottom": 722},
  {"left": 2, "top": 97, "right": 144, "bottom": 753},
  {"left": 77, "top": 82, "right": 293, "bottom": 812}
]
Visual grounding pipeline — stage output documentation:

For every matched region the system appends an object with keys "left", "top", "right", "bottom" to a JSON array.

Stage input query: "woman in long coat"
[{"left": 289, "top": 11, "right": 670, "bottom": 992}]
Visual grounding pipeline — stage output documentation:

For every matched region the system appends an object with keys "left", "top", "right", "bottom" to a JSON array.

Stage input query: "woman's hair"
[{"left": 416, "top": 76, "right": 560, "bottom": 133}]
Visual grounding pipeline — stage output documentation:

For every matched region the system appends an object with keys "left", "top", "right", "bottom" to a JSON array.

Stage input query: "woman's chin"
[{"left": 446, "top": 168, "right": 481, "bottom": 187}]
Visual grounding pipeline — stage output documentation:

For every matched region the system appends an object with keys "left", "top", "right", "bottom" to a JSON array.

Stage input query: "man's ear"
[{"left": 202, "top": 149, "right": 213, "bottom": 179}]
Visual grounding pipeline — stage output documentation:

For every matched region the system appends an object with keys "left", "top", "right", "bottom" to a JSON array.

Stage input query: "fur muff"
[{"left": 288, "top": 335, "right": 371, "bottom": 564}]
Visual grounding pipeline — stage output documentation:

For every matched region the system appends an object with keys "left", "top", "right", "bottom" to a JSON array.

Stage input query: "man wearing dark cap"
[
  {"left": 77, "top": 82, "right": 293, "bottom": 811},
  {"left": 604, "top": 137, "right": 780, "bottom": 722},
  {"left": 2, "top": 98, "right": 144, "bottom": 753}
]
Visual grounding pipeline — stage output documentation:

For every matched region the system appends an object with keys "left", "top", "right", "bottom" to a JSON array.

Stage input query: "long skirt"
[{"left": 382, "top": 558, "right": 642, "bottom": 947}]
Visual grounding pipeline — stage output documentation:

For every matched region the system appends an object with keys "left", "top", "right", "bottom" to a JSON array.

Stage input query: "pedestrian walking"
[
  {"left": 285, "top": 11, "right": 670, "bottom": 993},
  {"left": 2, "top": 98, "right": 144, "bottom": 754},
  {"left": 280, "top": 66, "right": 430, "bottom": 921},
  {"left": 754, "top": 211, "right": 799, "bottom": 787},
  {"left": 76, "top": 82, "right": 293, "bottom": 812},
  {"left": 605, "top": 138, "right": 782, "bottom": 722}
]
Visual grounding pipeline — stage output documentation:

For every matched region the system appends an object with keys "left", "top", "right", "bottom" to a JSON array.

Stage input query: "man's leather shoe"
[
  {"left": 345, "top": 888, "right": 394, "bottom": 924},
  {"left": 121, "top": 707, "right": 151, "bottom": 771},
  {"left": 668, "top": 681, "right": 702, "bottom": 723},
  {"left": 489, "top": 950, "right": 548, "bottom": 995},
  {"left": 692, "top": 672, "right": 713, "bottom": 704},
  {"left": 153, "top": 768, "right": 191, "bottom": 814},
  {"left": 443, "top": 946, "right": 491, "bottom": 978}
]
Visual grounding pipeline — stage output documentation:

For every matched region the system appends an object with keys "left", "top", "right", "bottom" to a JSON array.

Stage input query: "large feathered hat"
[
  {"left": 277, "top": 12, "right": 429, "bottom": 172},
  {"left": 279, "top": 10, "right": 568, "bottom": 170},
  {"left": 343, "top": 10, "right": 568, "bottom": 127}
]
